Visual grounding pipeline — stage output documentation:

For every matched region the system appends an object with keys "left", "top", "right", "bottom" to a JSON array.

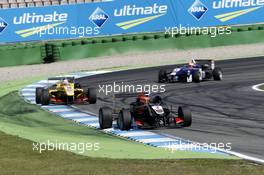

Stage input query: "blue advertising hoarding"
[{"left": 0, "top": 0, "right": 264, "bottom": 43}]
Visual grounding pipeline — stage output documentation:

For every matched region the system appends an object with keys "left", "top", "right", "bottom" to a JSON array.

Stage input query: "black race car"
[{"left": 99, "top": 93, "right": 192, "bottom": 130}]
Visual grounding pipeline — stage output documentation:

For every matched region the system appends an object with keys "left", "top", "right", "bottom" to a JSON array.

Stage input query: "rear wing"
[
  {"left": 111, "top": 93, "right": 139, "bottom": 111},
  {"left": 193, "top": 59, "right": 215, "bottom": 69},
  {"left": 113, "top": 93, "right": 139, "bottom": 99},
  {"left": 48, "top": 77, "right": 75, "bottom": 83},
  {"left": 112, "top": 92, "right": 179, "bottom": 115}
]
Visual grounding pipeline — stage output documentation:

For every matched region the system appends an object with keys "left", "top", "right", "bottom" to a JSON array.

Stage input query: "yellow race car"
[{"left": 35, "top": 77, "right": 96, "bottom": 105}]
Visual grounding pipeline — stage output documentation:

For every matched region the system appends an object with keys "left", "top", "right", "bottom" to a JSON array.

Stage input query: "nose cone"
[{"left": 64, "top": 85, "right": 74, "bottom": 96}]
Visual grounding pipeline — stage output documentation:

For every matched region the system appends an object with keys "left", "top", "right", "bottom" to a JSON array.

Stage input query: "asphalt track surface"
[{"left": 76, "top": 57, "right": 264, "bottom": 159}]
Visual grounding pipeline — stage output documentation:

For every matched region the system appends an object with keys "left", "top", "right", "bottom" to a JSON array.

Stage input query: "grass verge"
[
  {"left": 0, "top": 76, "right": 45, "bottom": 97},
  {"left": 259, "top": 84, "right": 264, "bottom": 90},
  {"left": 0, "top": 130, "right": 263, "bottom": 175}
]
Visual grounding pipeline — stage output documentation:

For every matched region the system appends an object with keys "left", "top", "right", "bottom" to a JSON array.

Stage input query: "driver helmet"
[
  {"left": 63, "top": 79, "right": 69, "bottom": 85},
  {"left": 152, "top": 96, "right": 162, "bottom": 104},
  {"left": 188, "top": 59, "right": 196, "bottom": 67},
  {"left": 137, "top": 92, "right": 150, "bottom": 104}
]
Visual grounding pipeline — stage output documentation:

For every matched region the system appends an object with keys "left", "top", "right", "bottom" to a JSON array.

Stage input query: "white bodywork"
[
  {"left": 170, "top": 68, "right": 181, "bottom": 76},
  {"left": 151, "top": 105, "right": 164, "bottom": 115}
]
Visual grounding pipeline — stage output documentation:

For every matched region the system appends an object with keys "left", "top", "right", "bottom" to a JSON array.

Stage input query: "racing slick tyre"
[
  {"left": 35, "top": 87, "right": 43, "bottom": 104},
  {"left": 158, "top": 69, "right": 168, "bottom": 83},
  {"left": 178, "top": 106, "right": 192, "bottom": 127},
  {"left": 87, "top": 88, "right": 97, "bottom": 104},
  {"left": 193, "top": 71, "right": 201, "bottom": 83},
  {"left": 99, "top": 107, "right": 113, "bottom": 129},
  {"left": 118, "top": 109, "right": 132, "bottom": 130},
  {"left": 212, "top": 67, "right": 223, "bottom": 81},
  {"left": 41, "top": 89, "right": 50, "bottom": 105}
]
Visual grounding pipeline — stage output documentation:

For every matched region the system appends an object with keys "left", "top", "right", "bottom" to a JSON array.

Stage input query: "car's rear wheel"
[
  {"left": 118, "top": 109, "right": 132, "bottom": 130},
  {"left": 87, "top": 88, "right": 97, "bottom": 104},
  {"left": 35, "top": 87, "right": 43, "bottom": 104},
  {"left": 41, "top": 89, "right": 50, "bottom": 105},
  {"left": 213, "top": 67, "right": 223, "bottom": 81},
  {"left": 99, "top": 107, "right": 113, "bottom": 129},
  {"left": 193, "top": 71, "right": 201, "bottom": 83},
  {"left": 158, "top": 69, "right": 167, "bottom": 83},
  {"left": 178, "top": 106, "right": 192, "bottom": 127}
]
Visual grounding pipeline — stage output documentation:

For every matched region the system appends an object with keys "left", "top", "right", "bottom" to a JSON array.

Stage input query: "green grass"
[
  {"left": 0, "top": 91, "right": 233, "bottom": 159},
  {"left": 259, "top": 85, "right": 264, "bottom": 90},
  {"left": 0, "top": 76, "right": 46, "bottom": 97},
  {"left": 0, "top": 130, "right": 263, "bottom": 175}
]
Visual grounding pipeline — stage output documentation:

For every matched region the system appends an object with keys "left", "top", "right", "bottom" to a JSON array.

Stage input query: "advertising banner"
[{"left": 0, "top": 0, "right": 263, "bottom": 43}]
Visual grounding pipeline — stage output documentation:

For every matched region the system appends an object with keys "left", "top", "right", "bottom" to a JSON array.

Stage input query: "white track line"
[
  {"left": 85, "top": 123, "right": 100, "bottom": 128},
  {"left": 220, "top": 149, "right": 264, "bottom": 164},
  {"left": 22, "top": 93, "right": 35, "bottom": 96},
  {"left": 38, "top": 80, "right": 59, "bottom": 84},
  {"left": 42, "top": 105, "right": 68, "bottom": 109},
  {"left": 26, "top": 84, "right": 45, "bottom": 88},
  {"left": 62, "top": 113, "right": 91, "bottom": 118},
  {"left": 252, "top": 83, "right": 264, "bottom": 92},
  {"left": 159, "top": 144, "right": 204, "bottom": 150},
  {"left": 118, "top": 132, "right": 157, "bottom": 137},
  {"left": 25, "top": 97, "right": 35, "bottom": 101},
  {"left": 48, "top": 108, "right": 74, "bottom": 113},
  {"left": 138, "top": 138, "right": 176, "bottom": 143},
  {"left": 21, "top": 88, "right": 35, "bottom": 92},
  {"left": 73, "top": 118, "right": 98, "bottom": 122}
]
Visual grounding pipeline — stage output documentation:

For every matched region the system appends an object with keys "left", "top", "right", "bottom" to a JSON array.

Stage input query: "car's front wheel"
[
  {"left": 178, "top": 106, "right": 192, "bottom": 127},
  {"left": 99, "top": 107, "right": 113, "bottom": 129},
  {"left": 41, "top": 89, "right": 50, "bottom": 105},
  {"left": 158, "top": 69, "right": 168, "bottom": 83},
  {"left": 118, "top": 109, "right": 132, "bottom": 130},
  {"left": 87, "top": 88, "right": 97, "bottom": 104},
  {"left": 35, "top": 87, "right": 43, "bottom": 104},
  {"left": 213, "top": 67, "right": 223, "bottom": 81}
]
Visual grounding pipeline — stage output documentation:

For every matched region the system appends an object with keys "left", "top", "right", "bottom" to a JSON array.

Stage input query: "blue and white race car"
[{"left": 158, "top": 59, "right": 223, "bottom": 83}]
